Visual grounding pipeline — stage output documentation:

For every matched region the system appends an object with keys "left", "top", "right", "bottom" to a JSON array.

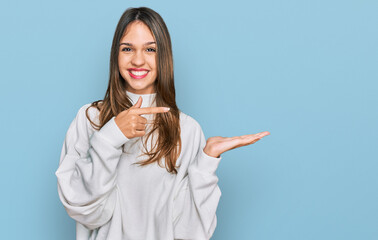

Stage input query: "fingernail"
[{"left": 165, "top": 107, "right": 170, "bottom": 111}]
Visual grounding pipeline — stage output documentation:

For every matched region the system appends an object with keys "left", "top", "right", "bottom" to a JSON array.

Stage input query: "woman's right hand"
[{"left": 114, "top": 96, "right": 170, "bottom": 139}]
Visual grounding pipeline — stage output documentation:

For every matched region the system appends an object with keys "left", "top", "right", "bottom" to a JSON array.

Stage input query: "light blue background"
[{"left": 0, "top": 0, "right": 377, "bottom": 239}]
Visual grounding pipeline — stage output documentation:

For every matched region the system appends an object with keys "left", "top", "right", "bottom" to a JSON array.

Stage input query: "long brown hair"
[{"left": 86, "top": 7, "right": 182, "bottom": 174}]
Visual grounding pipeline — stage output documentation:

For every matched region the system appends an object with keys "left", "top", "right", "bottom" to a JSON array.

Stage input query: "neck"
[{"left": 126, "top": 90, "right": 157, "bottom": 108}]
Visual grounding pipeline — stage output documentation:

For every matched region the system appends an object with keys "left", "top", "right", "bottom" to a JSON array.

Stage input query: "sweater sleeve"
[
  {"left": 173, "top": 123, "right": 222, "bottom": 240},
  {"left": 55, "top": 104, "right": 130, "bottom": 230}
]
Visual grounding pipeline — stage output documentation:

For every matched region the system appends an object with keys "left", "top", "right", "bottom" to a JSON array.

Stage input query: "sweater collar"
[{"left": 126, "top": 90, "right": 157, "bottom": 108}]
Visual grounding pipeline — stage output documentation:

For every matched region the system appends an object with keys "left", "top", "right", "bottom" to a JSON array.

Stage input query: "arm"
[
  {"left": 55, "top": 104, "right": 130, "bottom": 230},
  {"left": 173, "top": 125, "right": 222, "bottom": 240}
]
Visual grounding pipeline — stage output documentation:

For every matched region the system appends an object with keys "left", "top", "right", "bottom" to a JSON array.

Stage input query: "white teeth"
[{"left": 130, "top": 70, "right": 148, "bottom": 76}]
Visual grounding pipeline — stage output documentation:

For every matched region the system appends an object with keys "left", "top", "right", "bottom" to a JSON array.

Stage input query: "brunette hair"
[{"left": 86, "top": 7, "right": 182, "bottom": 174}]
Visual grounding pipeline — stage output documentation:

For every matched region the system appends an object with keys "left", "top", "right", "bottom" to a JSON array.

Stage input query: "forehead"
[{"left": 121, "top": 20, "right": 155, "bottom": 42}]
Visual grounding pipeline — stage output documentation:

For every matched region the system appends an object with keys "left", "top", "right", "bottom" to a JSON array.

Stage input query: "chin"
[
  {"left": 126, "top": 82, "right": 154, "bottom": 92},
  {"left": 128, "top": 83, "right": 147, "bottom": 90}
]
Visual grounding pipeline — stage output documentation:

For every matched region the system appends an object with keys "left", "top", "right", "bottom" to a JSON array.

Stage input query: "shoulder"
[
  {"left": 68, "top": 102, "right": 101, "bottom": 138},
  {"left": 62, "top": 102, "right": 101, "bottom": 157},
  {"left": 179, "top": 111, "right": 204, "bottom": 144},
  {"left": 179, "top": 111, "right": 201, "bottom": 131},
  {"left": 76, "top": 102, "right": 101, "bottom": 126},
  {"left": 177, "top": 111, "right": 207, "bottom": 165},
  {"left": 78, "top": 102, "right": 100, "bottom": 117}
]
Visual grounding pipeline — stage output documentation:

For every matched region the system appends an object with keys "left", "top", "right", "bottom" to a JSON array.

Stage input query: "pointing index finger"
[{"left": 133, "top": 107, "right": 170, "bottom": 115}]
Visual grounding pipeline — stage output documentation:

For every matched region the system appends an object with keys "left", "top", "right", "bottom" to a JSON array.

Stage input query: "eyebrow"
[{"left": 120, "top": 41, "right": 156, "bottom": 46}]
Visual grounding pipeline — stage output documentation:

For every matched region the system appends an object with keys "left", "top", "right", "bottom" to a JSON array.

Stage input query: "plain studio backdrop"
[{"left": 0, "top": 0, "right": 377, "bottom": 239}]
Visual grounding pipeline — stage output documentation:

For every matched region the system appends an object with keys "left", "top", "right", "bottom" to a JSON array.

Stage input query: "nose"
[{"left": 131, "top": 49, "right": 145, "bottom": 66}]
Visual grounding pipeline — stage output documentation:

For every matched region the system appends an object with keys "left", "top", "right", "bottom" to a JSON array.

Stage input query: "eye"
[
  {"left": 146, "top": 48, "right": 156, "bottom": 52},
  {"left": 121, "top": 47, "right": 132, "bottom": 52}
]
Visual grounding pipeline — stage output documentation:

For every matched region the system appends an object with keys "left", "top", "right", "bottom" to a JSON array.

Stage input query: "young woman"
[{"left": 55, "top": 6, "right": 270, "bottom": 240}]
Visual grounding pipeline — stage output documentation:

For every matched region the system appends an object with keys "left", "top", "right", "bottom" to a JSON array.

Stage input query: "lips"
[{"left": 128, "top": 68, "right": 149, "bottom": 79}]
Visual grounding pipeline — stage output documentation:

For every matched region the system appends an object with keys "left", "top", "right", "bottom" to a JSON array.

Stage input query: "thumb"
[{"left": 130, "top": 96, "right": 143, "bottom": 109}]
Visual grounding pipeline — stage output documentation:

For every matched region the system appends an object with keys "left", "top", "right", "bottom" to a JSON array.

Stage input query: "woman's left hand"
[{"left": 203, "top": 131, "right": 270, "bottom": 158}]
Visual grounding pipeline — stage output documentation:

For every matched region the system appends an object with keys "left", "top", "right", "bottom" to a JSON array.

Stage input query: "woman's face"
[{"left": 118, "top": 20, "right": 158, "bottom": 94}]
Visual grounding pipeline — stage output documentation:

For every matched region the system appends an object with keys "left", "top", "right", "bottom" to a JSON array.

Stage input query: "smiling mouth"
[{"left": 128, "top": 70, "right": 149, "bottom": 79}]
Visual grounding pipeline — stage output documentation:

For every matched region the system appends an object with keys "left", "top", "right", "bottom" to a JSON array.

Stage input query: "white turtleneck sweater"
[{"left": 55, "top": 90, "right": 222, "bottom": 240}]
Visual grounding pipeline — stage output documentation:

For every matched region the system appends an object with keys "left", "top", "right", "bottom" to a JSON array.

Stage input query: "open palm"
[{"left": 204, "top": 131, "right": 270, "bottom": 158}]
